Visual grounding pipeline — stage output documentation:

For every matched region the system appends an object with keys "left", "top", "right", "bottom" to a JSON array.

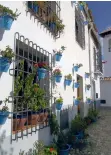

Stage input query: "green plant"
[
  {"left": 1, "top": 46, "right": 14, "bottom": 62},
  {"left": 44, "top": 145, "right": 58, "bottom": 155},
  {"left": 0, "top": 98, "right": 9, "bottom": 112},
  {"left": 49, "top": 113, "right": 59, "bottom": 135},
  {"left": 56, "top": 19, "right": 65, "bottom": 34},
  {"left": 56, "top": 97, "right": 63, "bottom": 103},
  {"left": 0, "top": 4, "right": 21, "bottom": 20},
  {"left": 77, "top": 96, "right": 82, "bottom": 100},
  {"left": 71, "top": 115, "right": 87, "bottom": 134},
  {"left": 88, "top": 108, "right": 99, "bottom": 121},
  {"left": 53, "top": 69, "right": 62, "bottom": 76},
  {"left": 65, "top": 74, "right": 72, "bottom": 80},
  {"left": 76, "top": 63, "right": 83, "bottom": 68}
]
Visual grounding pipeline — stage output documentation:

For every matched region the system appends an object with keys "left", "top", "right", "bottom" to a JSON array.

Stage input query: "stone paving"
[{"left": 86, "top": 107, "right": 111, "bottom": 155}]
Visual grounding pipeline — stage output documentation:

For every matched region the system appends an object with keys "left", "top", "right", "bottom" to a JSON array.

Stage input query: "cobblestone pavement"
[{"left": 87, "top": 107, "right": 111, "bottom": 155}]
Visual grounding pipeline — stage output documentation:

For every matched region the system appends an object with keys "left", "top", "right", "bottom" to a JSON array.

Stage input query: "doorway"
[{"left": 77, "top": 75, "right": 83, "bottom": 114}]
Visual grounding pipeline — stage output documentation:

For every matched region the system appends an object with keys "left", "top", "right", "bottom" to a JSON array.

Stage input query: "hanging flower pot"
[
  {"left": 0, "top": 57, "right": 11, "bottom": 72},
  {"left": 74, "top": 66, "right": 79, "bottom": 72},
  {"left": 0, "top": 45, "right": 14, "bottom": 72},
  {"left": 55, "top": 53, "right": 62, "bottom": 61},
  {"left": 86, "top": 84, "right": 91, "bottom": 90},
  {"left": 74, "top": 99, "right": 80, "bottom": 105},
  {"left": 53, "top": 68, "right": 62, "bottom": 83},
  {"left": 0, "top": 5, "right": 20, "bottom": 30},
  {"left": 49, "top": 22, "right": 56, "bottom": 31},
  {"left": 74, "top": 82, "right": 80, "bottom": 88},
  {"left": 85, "top": 72, "right": 90, "bottom": 78},
  {"left": 0, "top": 111, "right": 9, "bottom": 125},
  {"left": 87, "top": 98, "right": 91, "bottom": 104},
  {"left": 34, "top": 62, "right": 50, "bottom": 80},
  {"left": 55, "top": 97, "right": 63, "bottom": 110},
  {"left": 65, "top": 74, "right": 72, "bottom": 86},
  {"left": 79, "top": 4, "right": 84, "bottom": 11},
  {"left": 28, "top": 1, "right": 33, "bottom": 9},
  {"left": 32, "top": 2, "right": 39, "bottom": 13},
  {"left": 60, "top": 144, "right": 71, "bottom": 155}
]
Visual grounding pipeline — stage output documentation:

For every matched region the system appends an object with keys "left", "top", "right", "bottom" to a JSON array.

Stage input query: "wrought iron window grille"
[
  {"left": 9, "top": 32, "right": 53, "bottom": 142},
  {"left": 26, "top": 1, "right": 63, "bottom": 39},
  {"left": 75, "top": 8, "right": 85, "bottom": 49}
]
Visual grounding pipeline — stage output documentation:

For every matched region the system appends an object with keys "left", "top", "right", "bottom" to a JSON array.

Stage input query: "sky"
[{"left": 87, "top": 1, "right": 111, "bottom": 33}]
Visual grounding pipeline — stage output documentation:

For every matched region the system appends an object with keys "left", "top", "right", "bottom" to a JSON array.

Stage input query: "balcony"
[{"left": 27, "top": 1, "right": 64, "bottom": 38}]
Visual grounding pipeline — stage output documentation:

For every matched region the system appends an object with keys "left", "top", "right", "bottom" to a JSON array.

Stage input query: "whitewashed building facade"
[{"left": 0, "top": 1, "right": 102, "bottom": 154}]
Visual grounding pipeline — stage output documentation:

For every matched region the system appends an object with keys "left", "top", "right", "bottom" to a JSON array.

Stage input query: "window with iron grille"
[
  {"left": 27, "top": 1, "right": 64, "bottom": 38},
  {"left": 10, "top": 32, "right": 53, "bottom": 142},
  {"left": 109, "top": 38, "right": 111, "bottom": 52},
  {"left": 75, "top": 8, "right": 85, "bottom": 49}
]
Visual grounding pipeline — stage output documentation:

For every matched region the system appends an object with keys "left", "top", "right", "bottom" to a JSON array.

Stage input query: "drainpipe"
[{"left": 88, "top": 23, "right": 93, "bottom": 102}]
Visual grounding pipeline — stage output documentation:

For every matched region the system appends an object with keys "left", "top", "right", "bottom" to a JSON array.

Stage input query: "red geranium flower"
[{"left": 50, "top": 148, "right": 55, "bottom": 152}]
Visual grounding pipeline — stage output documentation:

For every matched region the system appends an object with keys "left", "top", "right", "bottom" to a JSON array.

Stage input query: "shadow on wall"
[{"left": 0, "top": 130, "right": 14, "bottom": 155}]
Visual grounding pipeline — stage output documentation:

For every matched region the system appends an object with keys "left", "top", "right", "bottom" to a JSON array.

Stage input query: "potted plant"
[
  {"left": 34, "top": 62, "right": 50, "bottom": 79},
  {"left": 71, "top": 115, "right": 87, "bottom": 142},
  {"left": 74, "top": 97, "right": 81, "bottom": 106},
  {"left": 86, "top": 84, "right": 91, "bottom": 90},
  {"left": 0, "top": 4, "right": 20, "bottom": 30},
  {"left": 0, "top": 46, "right": 14, "bottom": 72},
  {"left": 55, "top": 97, "right": 63, "bottom": 110},
  {"left": 54, "top": 46, "right": 66, "bottom": 61},
  {"left": 65, "top": 74, "right": 72, "bottom": 86},
  {"left": 56, "top": 19, "right": 65, "bottom": 34},
  {"left": 74, "top": 80, "right": 80, "bottom": 88},
  {"left": 53, "top": 68, "right": 62, "bottom": 83},
  {"left": 84, "top": 116, "right": 91, "bottom": 126},
  {"left": 85, "top": 72, "right": 90, "bottom": 78},
  {"left": 88, "top": 108, "right": 98, "bottom": 123},
  {"left": 0, "top": 98, "right": 9, "bottom": 125},
  {"left": 27, "top": 1, "right": 39, "bottom": 13},
  {"left": 44, "top": 145, "right": 58, "bottom": 155},
  {"left": 86, "top": 97, "right": 91, "bottom": 104},
  {"left": 73, "top": 63, "right": 83, "bottom": 72}
]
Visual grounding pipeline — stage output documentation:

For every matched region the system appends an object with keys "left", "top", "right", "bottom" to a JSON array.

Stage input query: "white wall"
[
  {"left": 100, "top": 80, "right": 111, "bottom": 106},
  {"left": 102, "top": 34, "right": 111, "bottom": 77},
  {"left": 0, "top": 1, "right": 100, "bottom": 154}
]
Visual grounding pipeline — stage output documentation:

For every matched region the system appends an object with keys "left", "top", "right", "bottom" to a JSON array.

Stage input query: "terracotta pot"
[
  {"left": 17, "top": 116, "right": 27, "bottom": 130},
  {"left": 13, "top": 118, "right": 20, "bottom": 131},
  {"left": 28, "top": 113, "right": 39, "bottom": 125}
]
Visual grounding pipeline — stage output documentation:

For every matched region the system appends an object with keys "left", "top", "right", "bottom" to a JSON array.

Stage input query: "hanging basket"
[
  {"left": 0, "top": 111, "right": 9, "bottom": 125},
  {"left": 0, "top": 15, "right": 14, "bottom": 30},
  {"left": 56, "top": 103, "right": 63, "bottom": 110},
  {"left": 74, "top": 82, "right": 80, "bottom": 88},
  {"left": 54, "top": 75, "right": 62, "bottom": 83},
  {"left": 0, "top": 57, "right": 11, "bottom": 72},
  {"left": 74, "top": 99, "right": 80, "bottom": 105},
  {"left": 37, "top": 68, "right": 47, "bottom": 79},
  {"left": 74, "top": 66, "right": 79, "bottom": 72},
  {"left": 87, "top": 99, "right": 91, "bottom": 104},
  {"left": 85, "top": 73, "right": 90, "bottom": 78},
  {"left": 55, "top": 53, "right": 62, "bottom": 61},
  {"left": 65, "top": 79, "right": 72, "bottom": 86}
]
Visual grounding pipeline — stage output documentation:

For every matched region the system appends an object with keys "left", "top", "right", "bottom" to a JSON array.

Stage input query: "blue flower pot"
[
  {"left": 0, "top": 57, "right": 10, "bottom": 72},
  {"left": 55, "top": 75, "right": 62, "bottom": 83},
  {"left": 0, "top": 111, "right": 9, "bottom": 125},
  {"left": 56, "top": 103, "right": 63, "bottom": 110},
  {"left": 60, "top": 144, "right": 71, "bottom": 155},
  {"left": 87, "top": 99, "right": 91, "bottom": 104},
  {"left": 74, "top": 99, "right": 80, "bottom": 105},
  {"left": 75, "top": 131, "right": 84, "bottom": 142},
  {"left": 74, "top": 82, "right": 80, "bottom": 88},
  {"left": 0, "top": 15, "right": 14, "bottom": 30},
  {"left": 55, "top": 53, "right": 62, "bottom": 61},
  {"left": 85, "top": 74, "right": 89, "bottom": 78},
  {"left": 65, "top": 79, "right": 72, "bottom": 86},
  {"left": 79, "top": 4, "right": 84, "bottom": 11},
  {"left": 74, "top": 66, "right": 79, "bottom": 72},
  {"left": 33, "top": 4, "right": 39, "bottom": 13},
  {"left": 28, "top": 1, "right": 33, "bottom": 9},
  {"left": 49, "top": 22, "right": 56, "bottom": 30},
  {"left": 37, "top": 68, "right": 47, "bottom": 79}
]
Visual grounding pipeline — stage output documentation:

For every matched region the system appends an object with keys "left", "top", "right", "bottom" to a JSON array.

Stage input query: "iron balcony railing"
[
  {"left": 27, "top": 1, "right": 64, "bottom": 38},
  {"left": 9, "top": 32, "right": 53, "bottom": 142}
]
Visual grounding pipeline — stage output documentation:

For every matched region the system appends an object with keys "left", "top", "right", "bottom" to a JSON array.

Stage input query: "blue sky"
[{"left": 87, "top": 1, "right": 111, "bottom": 33}]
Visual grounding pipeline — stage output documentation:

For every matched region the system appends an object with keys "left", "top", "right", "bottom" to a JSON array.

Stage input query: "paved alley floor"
[{"left": 86, "top": 107, "right": 111, "bottom": 155}]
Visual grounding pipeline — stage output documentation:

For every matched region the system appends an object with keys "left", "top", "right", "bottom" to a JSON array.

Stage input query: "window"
[
  {"left": 27, "top": 1, "right": 64, "bottom": 38},
  {"left": 75, "top": 8, "right": 85, "bottom": 49},
  {"left": 109, "top": 39, "right": 111, "bottom": 52},
  {"left": 10, "top": 32, "right": 53, "bottom": 142}
]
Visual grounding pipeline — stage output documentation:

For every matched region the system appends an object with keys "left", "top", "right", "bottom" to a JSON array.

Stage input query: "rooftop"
[{"left": 99, "top": 27, "right": 111, "bottom": 37}]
